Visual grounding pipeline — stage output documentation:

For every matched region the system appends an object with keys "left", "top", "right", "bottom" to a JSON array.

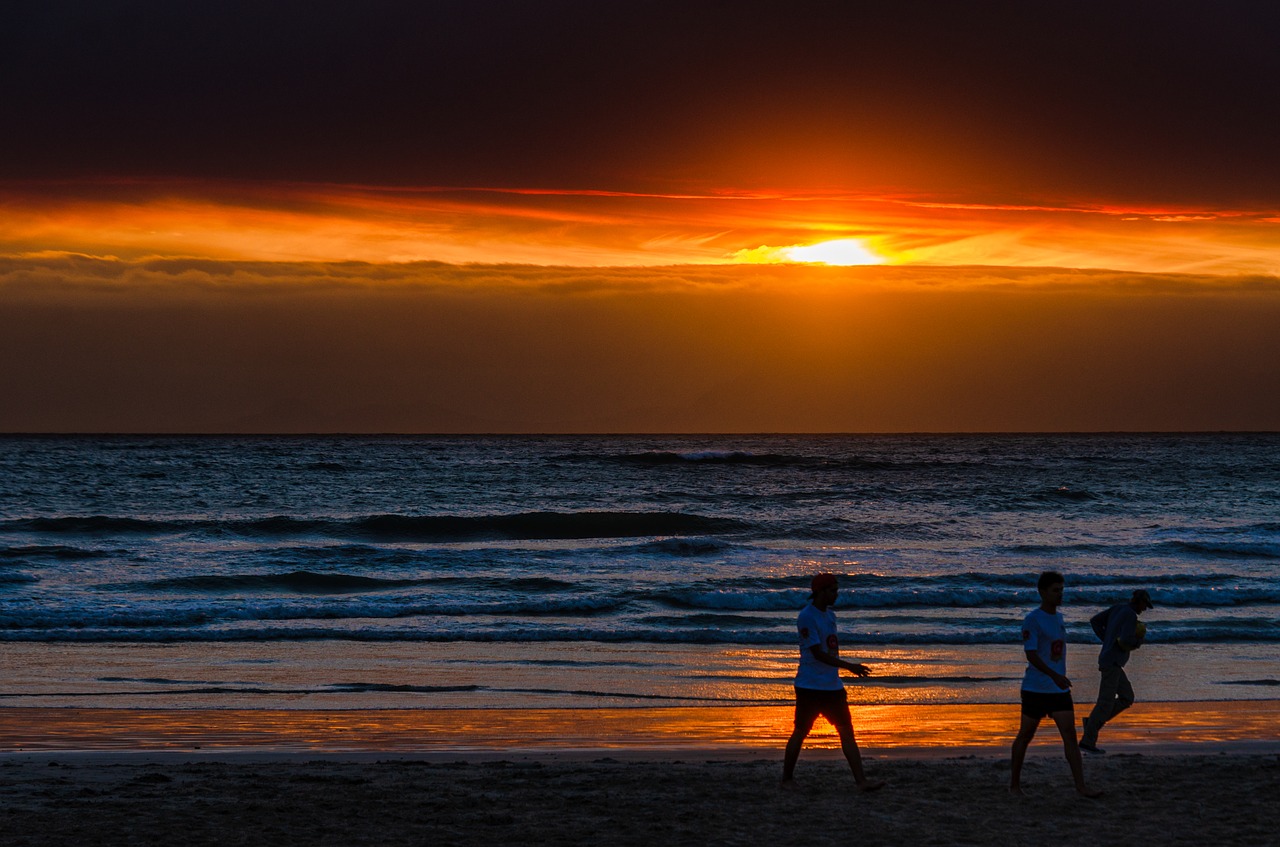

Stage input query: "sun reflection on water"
[{"left": 5, "top": 703, "right": 1277, "bottom": 753}]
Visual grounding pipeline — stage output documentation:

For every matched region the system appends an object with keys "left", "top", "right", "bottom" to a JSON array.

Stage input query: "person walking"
[
  {"left": 781, "top": 572, "right": 884, "bottom": 792},
  {"left": 1009, "top": 571, "right": 1102, "bottom": 798},
  {"left": 1080, "top": 589, "right": 1154, "bottom": 753}
]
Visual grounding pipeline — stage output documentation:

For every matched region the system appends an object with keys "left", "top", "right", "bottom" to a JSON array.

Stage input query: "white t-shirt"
[
  {"left": 795, "top": 602, "right": 842, "bottom": 690},
  {"left": 1020, "top": 607, "right": 1068, "bottom": 693}
]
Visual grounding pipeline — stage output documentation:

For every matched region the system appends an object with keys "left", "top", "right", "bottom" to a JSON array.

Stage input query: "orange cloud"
[{"left": 2, "top": 179, "right": 1279, "bottom": 275}]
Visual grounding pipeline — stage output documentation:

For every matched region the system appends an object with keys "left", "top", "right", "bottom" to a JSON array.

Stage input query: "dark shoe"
[{"left": 1079, "top": 741, "right": 1106, "bottom": 755}]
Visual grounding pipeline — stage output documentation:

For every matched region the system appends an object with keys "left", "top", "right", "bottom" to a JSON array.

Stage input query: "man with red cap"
[{"left": 781, "top": 572, "right": 884, "bottom": 791}]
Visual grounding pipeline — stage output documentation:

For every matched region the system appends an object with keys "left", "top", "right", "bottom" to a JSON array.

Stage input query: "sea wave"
[
  {"left": 1002, "top": 542, "right": 1119, "bottom": 556},
  {"left": 658, "top": 573, "right": 1280, "bottom": 610},
  {"left": 302, "top": 461, "right": 350, "bottom": 472},
  {"left": 576, "top": 450, "right": 981, "bottom": 473},
  {"left": 1, "top": 544, "right": 114, "bottom": 560},
  {"left": 615, "top": 450, "right": 809, "bottom": 465},
  {"left": 625, "top": 538, "right": 734, "bottom": 556},
  {"left": 769, "top": 518, "right": 958, "bottom": 541},
  {"left": 0, "top": 511, "right": 749, "bottom": 542},
  {"left": 1161, "top": 540, "right": 1280, "bottom": 560},
  {"left": 3, "top": 517, "right": 170, "bottom": 535},
  {"left": 0, "top": 573, "right": 38, "bottom": 587},
  {"left": 120, "top": 571, "right": 581, "bottom": 595},
  {"left": 0, "top": 595, "right": 627, "bottom": 630},
  {"left": 1000, "top": 540, "right": 1280, "bottom": 560},
  {"left": 137, "top": 571, "right": 430, "bottom": 594},
  {"left": 635, "top": 613, "right": 776, "bottom": 627},
  {"left": 4, "top": 623, "right": 1278, "bottom": 645},
  {"left": 1030, "top": 486, "right": 1100, "bottom": 502}
]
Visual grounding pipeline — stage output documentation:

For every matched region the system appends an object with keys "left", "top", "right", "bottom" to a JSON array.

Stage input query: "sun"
[
  {"left": 782, "top": 238, "right": 885, "bottom": 266},
  {"left": 729, "top": 237, "right": 888, "bottom": 266}
]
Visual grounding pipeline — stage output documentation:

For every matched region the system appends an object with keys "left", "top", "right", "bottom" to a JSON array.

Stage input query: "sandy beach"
[
  {"left": 3, "top": 750, "right": 1278, "bottom": 846},
  {"left": 3, "top": 703, "right": 1279, "bottom": 846}
]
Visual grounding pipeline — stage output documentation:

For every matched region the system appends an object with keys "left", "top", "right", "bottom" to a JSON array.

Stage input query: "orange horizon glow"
[{"left": 2, "top": 179, "right": 1279, "bottom": 276}]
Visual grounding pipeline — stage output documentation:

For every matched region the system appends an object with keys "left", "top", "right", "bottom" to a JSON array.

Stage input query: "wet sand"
[
  {"left": 3, "top": 701, "right": 1279, "bottom": 755},
  {"left": 2, "top": 703, "right": 1278, "bottom": 846}
]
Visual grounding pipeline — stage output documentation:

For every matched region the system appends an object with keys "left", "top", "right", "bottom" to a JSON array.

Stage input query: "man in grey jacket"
[{"left": 1080, "top": 589, "right": 1154, "bottom": 753}]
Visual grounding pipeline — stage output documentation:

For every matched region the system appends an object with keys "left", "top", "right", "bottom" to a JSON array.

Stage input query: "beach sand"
[
  {"left": 3, "top": 751, "right": 1278, "bottom": 846},
  {"left": 3, "top": 703, "right": 1278, "bottom": 846}
]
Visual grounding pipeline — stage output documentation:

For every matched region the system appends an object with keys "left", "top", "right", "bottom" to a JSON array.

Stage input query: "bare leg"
[
  {"left": 782, "top": 701, "right": 818, "bottom": 784},
  {"left": 836, "top": 721, "right": 884, "bottom": 791},
  {"left": 781, "top": 725, "right": 808, "bottom": 783},
  {"left": 1050, "top": 709, "right": 1102, "bottom": 798},
  {"left": 1010, "top": 712, "right": 1040, "bottom": 795}
]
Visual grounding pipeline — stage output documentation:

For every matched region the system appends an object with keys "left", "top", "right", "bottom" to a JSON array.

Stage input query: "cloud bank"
[{"left": 3, "top": 258, "right": 1278, "bottom": 432}]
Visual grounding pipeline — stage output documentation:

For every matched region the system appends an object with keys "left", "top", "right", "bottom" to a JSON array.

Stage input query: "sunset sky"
[{"left": 3, "top": 1, "right": 1278, "bottom": 432}]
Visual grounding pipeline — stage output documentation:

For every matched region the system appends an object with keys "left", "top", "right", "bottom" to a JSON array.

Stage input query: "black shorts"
[
  {"left": 793, "top": 686, "right": 853, "bottom": 732},
  {"left": 1020, "top": 689, "right": 1074, "bottom": 719}
]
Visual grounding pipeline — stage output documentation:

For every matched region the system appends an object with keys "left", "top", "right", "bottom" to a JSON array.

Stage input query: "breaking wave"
[{"left": 1, "top": 511, "right": 749, "bottom": 542}]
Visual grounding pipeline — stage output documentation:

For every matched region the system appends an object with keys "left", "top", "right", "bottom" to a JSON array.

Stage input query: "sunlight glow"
[
  {"left": 732, "top": 238, "right": 887, "bottom": 266},
  {"left": 783, "top": 239, "right": 885, "bottom": 266}
]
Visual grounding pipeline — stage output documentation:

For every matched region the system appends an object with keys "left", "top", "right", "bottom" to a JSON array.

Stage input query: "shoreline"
[
  {"left": 4, "top": 702, "right": 1277, "bottom": 845},
  {"left": 4, "top": 700, "right": 1278, "bottom": 757}
]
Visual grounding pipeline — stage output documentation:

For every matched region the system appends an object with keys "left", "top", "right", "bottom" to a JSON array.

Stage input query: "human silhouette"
[
  {"left": 1080, "top": 589, "right": 1153, "bottom": 753},
  {"left": 1009, "top": 571, "right": 1102, "bottom": 798},
  {"left": 781, "top": 573, "right": 884, "bottom": 792}
]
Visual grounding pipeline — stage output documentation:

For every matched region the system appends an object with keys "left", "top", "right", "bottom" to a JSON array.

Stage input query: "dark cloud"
[
  {"left": 3, "top": 258, "right": 1278, "bottom": 432},
  {"left": 3, "top": 1, "right": 1279, "bottom": 203}
]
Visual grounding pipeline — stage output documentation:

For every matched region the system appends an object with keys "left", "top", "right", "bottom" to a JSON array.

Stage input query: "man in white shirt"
[
  {"left": 781, "top": 572, "right": 884, "bottom": 791},
  {"left": 1009, "top": 570, "right": 1102, "bottom": 798}
]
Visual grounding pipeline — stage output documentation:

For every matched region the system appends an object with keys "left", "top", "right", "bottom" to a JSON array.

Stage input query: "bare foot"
[
  {"left": 1077, "top": 785, "right": 1104, "bottom": 799},
  {"left": 856, "top": 779, "right": 886, "bottom": 793},
  {"left": 778, "top": 779, "right": 798, "bottom": 791},
  {"left": 1009, "top": 784, "right": 1026, "bottom": 796}
]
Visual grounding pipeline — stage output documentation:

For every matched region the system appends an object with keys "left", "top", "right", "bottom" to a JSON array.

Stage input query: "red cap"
[{"left": 810, "top": 573, "right": 838, "bottom": 595}]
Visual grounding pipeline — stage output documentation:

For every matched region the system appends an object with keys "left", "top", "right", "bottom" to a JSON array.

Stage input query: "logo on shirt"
[
  {"left": 799, "top": 627, "right": 809, "bottom": 640},
  {"left": 1051, "top": 639, "right": 1065, "bottom": 661},
  {"left": 1022, "top": 629, "right": 1031, "bottom": 642},
  {"left": 826, "top": 634, "right": 839, "bottom": 656}
]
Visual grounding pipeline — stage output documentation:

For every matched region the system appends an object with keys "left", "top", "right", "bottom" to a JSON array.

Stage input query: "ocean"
[{"left": 2, "top": 433, "right": 1278, "bottom": 710}]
